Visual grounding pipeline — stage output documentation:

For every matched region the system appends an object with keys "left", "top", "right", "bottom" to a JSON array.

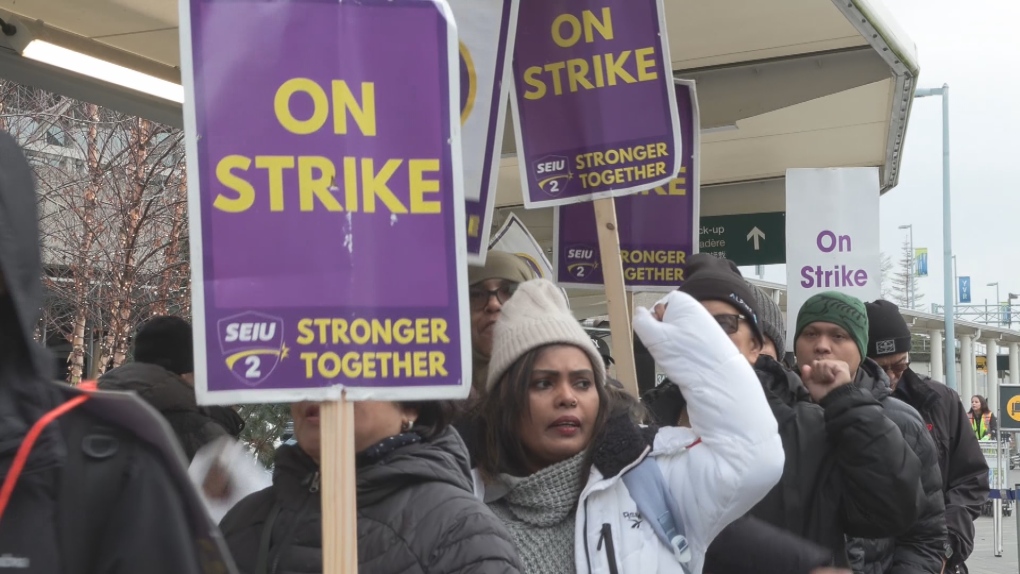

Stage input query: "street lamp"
[
  {"left": 899, "top": 224, "right": 913, "bottom": 309},
  {"left": 915, "top": 84, "right": 955, "bottom": 390},
  {"left": 988, "top": 282, "right": 1000, "bottom": 325}
]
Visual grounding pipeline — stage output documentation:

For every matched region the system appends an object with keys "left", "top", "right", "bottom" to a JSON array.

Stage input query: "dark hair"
[
  {"left": 399, "top": 400, "right": 453, "bottom": 440},
  {"left": 972, "top": 395, "right": 990, "bottom": 415},
  {"left": 477, "top": 344, "right": 611, "bottom": 481}
]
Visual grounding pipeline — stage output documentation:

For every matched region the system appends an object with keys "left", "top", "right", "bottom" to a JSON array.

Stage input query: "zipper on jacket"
[
  {"left": 583, "top": 499, "right": 592, "bottom": 572},
  {"left": 308, "top": 471, "right": 320, "bottom": 493},
  {"left": 596, "top": 523, "right": 620, "bottom": 574}
]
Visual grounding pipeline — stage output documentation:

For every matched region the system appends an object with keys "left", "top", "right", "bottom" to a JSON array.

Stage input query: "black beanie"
[
  {"left": 865, "top": 299, "right": 911, "bottom": 357},
  {"left": 133, "top": 315, "right": 194, "bottom": 375},
  {"left": 678, "top": 253, "right": 764, "bottom": 345}
]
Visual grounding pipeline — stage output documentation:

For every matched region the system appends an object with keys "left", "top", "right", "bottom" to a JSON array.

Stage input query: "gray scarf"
[{"left": 487, "top": 452, "right": 587, "bottom": 574}]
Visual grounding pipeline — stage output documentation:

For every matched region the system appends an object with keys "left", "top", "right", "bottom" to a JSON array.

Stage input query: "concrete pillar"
[
  {"left": 929, "top": 330, "right": 943, "bottom": 382},
  {"left": 961, "top": 335, "right": 974, "bottom": 402},
  {"left": 1010, "top": 342, "right": 1019, "bottom": 385},
  {"left": 987, "top": 339, "right": 999, "bottom": 417}
]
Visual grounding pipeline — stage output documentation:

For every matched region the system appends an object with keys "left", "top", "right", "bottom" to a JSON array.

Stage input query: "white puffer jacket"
[{"left": 475, "top": 290, "right": 784, "bottom": 574}]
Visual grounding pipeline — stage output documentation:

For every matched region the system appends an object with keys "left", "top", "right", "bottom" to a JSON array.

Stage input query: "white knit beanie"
[{"left": 486, "top": 278, "right": 606, "bottom": 392}]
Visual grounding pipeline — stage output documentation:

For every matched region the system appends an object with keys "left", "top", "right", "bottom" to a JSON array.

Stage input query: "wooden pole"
[
  {"left": 594, "top": 197, "right": 639, "bottom": 397},
  {"left": 321, "top": 396, "right": 358, "bottom": 573}
]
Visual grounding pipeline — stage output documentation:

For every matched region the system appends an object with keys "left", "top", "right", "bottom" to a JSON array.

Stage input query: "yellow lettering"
[
  {"left": 214, "top": 155, "right": 255, "bottom": 213},
  {"left": 371, "top": 320, "right": 393, "bottom": 344},
  {"left": 551, "top": 14, "right": 582, "bottom": 48},
  {"left": 332, "top": 319, "right": 350, "bottom": 345},
  {"left": 362, "top": 159, "right": 408, "bottom": 213},
  {"left": 414, "top": 352, "right": 428, "bottom": 377},
  {"left": 362, "top": 353, "right": 377, "bottom": 378},
  {"left": 431, "top": 319, "right": 449, "bottom": 343},
  {"left": 255, "top": 156, "right": 294, "bottom": 212},
  {"left": 319, "top": 353, "right": 342, "bottom": 378},
  {"left": 274, "top": 78, "right": 329, "bottom": 135},
  {"left": 523, "top": 66, "right": 547, "bottom": 100},
  {"left": 583, "top": 8, "right": 614, "bottom": 43},
  {"left": 635, "top": 47, "right": 658, "bottom": 81},
  {"left": 351, "top": 319, "right": 371, "bottom": 345},
  {"left": 605, "top": 51, "right": 636, "bottom": 85},
  {"left": 300, "top": 352, "right": 318, "bottom": 378},
  {"left": 297, "top": 319, "right": 314, "bottom": 345},
  {"left": 298, "top": 156, "right": 341, "bottom": 212},
  {"left": 566, "top": 59, "right": 594, "bottom": 92},
  {"left": 331, "top": 81, "right": 376, "bottom": 136},
  {"left": 409, "top": 159, "right": 441, "bottom": 214},
  {"left": 343, "top": 156, "right": 359, "bottom": 212},
  {"left": 429, "top": 352, "right": 448, "bottom": 376},
  {"left": 545, "top": 62, "right": 566, "bottom": 95},
  {"left": 342, "top": 352, "right": 362, "bottom": 378},
  {"left": 394, "top": 319, "right": 414, "bottom": 344}
]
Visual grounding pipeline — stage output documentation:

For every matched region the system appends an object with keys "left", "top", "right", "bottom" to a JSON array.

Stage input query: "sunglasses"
[
  {"left": 713, "top": 313, "right": 746, "bottom": 335},
  {"left": 469, "top": 281, "right": 518, "bottom": 311},
  {"left": 881, "top": 360, "right": 910, "bottom": 377}
]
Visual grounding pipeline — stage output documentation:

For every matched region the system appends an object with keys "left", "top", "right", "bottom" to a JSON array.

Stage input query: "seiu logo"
[
  {"left": 567, "top": 248, "right": 594, "bottom": 260},
  {"left": 536, "top": 159, "right": 565, "bottom": 174},
  {"left": 224, "top": 322, "right": 277, "bottom": 343}
]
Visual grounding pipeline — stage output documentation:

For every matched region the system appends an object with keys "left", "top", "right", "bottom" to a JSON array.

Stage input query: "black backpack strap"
[
  {"left": 254, "top": 501, "right": 283, "bottom": 574},
  {"left": 58, "top": 411, "right": 133, "bottom": 574}
]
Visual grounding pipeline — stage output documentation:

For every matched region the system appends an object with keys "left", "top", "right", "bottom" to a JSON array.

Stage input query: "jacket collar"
[{"left": 897, "top": 368, "right": 940, "bottom": 412}]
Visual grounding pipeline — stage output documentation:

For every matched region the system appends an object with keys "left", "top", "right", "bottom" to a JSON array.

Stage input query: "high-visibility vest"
[{"left": 969, "top": 411, "right": 993, "bottom": 440}]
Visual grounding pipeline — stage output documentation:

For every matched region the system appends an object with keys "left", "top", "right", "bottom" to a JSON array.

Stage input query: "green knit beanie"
[{"left": 795, "top": 292, "right": 869, "bottom": 361}]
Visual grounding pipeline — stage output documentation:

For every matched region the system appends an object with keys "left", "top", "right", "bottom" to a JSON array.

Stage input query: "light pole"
[
  {"left": 952, "top": 255, "right": 958, "bottom": 303},
  {"left": 915, "top": 84, "right": 955, "bottom": 390},
  {"left": 899, "top": 224, "right": 914, "bottom": 309},
  {"left": 989, "top": 282, "right": 1000, "bottom": 325}
]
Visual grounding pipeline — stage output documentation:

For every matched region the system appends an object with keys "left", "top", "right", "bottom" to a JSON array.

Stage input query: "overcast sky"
[{"left": 746, "top": 0, "right": 1020, "bottom": 316}]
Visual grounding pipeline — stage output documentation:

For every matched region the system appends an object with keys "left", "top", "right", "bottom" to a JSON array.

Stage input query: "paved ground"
[
  {"left": 970, "top": 513, "right": 1018, "bottom": 573},
  {"left": 967, "top": 464, "right": 1019, "bottom": 573}
]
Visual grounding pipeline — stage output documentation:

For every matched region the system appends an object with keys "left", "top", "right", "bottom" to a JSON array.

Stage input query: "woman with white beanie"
[{"left": 474, "top": 278, "right": 784, "bottom": 574}]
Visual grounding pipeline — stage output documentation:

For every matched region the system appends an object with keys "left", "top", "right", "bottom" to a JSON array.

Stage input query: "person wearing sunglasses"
[
  {"left": 642, "top": 255, "right": 923, "bottom": 573},
  {"left": 466, "top": 251, "right": 535, "bottom": 397},
  {"left": 861, "top": 300, "right": 987, "bottom": 574}
]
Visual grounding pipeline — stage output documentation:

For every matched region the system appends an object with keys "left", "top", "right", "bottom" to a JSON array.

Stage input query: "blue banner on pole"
[
  {"left": 914, "top": 248, "right": 928, "bottom": 277},
  {"left": 959, "top": 276, "right": 971, "bottom": 304}
]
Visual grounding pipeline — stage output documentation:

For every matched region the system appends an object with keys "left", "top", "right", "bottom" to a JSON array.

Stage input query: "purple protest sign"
[
  {"left": 180, "top": 0, "right": 470, "bottom": 404},
  {"left": 554, "top": 80, "right": 698, "bottom": 290},
  {"left": 509, "top": 0, "right": 680, "bottom": 208},
  {"left": 451, "top": 0, "right": 520, "bottom": 264}
]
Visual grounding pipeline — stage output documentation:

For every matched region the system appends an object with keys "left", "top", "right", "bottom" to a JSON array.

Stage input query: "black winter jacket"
[
  {"left": 847, "top": 360, "right": 948, "bottom": 574},
  {"left": 643, "top": 355, "right": 923, "bottom": 569},
  {"left": 894, "top": 369, "right": 987, "bottom": 569},
  {"left": 99, "top": 362, "right": 244, "bottom": 461},
  {"left": 0, "top": 131, "right": 235, "bottom": 574},
  {"left": 220, "top": 430, "right": 521, "bottom": 574}
]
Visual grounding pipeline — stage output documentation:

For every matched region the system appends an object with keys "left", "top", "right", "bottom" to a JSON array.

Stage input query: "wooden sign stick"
[
  {"left": 593, "top": 197, "right": 639, "bottom": 397},
  {"left": 321, "top": 395, "right": 358, "bottom": 573}
]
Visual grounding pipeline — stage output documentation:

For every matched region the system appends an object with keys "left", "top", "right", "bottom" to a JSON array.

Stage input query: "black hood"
[
  {"left": 0, "top": 132, "right": 63, "bottom": 475},
  {"left": 356, "top": 427, "right": 474, "bottom": 507}
]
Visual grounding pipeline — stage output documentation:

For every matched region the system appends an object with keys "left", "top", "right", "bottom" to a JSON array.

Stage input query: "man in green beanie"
[
  {"left": 794, "top": 291, "right": 948, "bottom": 574},
  {"left": 466, "top": 250, "right": 535, "bottom": 397}
]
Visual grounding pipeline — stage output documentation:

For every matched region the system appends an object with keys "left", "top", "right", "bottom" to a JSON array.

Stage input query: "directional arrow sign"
[
  {"left": 747, "top": 227, "right": 765, "bottom": 250},
  {"left": 700, "top": 212, "right": 785, "bottom": 266}
]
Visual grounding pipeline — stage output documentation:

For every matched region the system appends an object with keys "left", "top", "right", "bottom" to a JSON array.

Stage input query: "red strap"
[{"left": 0, "top": 380, "right": 96, "bottom": 525}]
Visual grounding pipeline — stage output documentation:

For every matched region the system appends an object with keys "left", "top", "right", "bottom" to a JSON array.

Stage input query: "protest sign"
[
  {"left": 554, "top": 80, "right": 699, "bottom": 290},
  {"left": 450, "top": 0, "right": 520, "bottom": 263},
  {"left": 489, "top": 213, "right": 555, "bottom": 280},
  {"left": 509, "top": 0, "right": 680, "bottom": 207},
  {"left": 785, "top": 168, "right": 881, "bottom": 349},
  {"left": 180, "top": 0, "right": 469, "bottom": 405}
]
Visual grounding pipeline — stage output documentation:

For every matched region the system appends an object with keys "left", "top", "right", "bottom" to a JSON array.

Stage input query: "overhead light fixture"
[
  {"left": 0, "top": 14, "right": 183, "bottom": 104},
  {"left": 21, "top": 40, "right": 184, "bottom": 103}
]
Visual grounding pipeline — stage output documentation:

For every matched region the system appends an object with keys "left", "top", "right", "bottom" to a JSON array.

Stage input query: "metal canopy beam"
[{"left": 0, "top": 48, "right": 184, "bottom": 128}]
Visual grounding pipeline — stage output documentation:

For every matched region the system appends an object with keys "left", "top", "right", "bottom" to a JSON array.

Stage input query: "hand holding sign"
[{"left": 800, "top": 359, "right": 853, "bottom": 402}]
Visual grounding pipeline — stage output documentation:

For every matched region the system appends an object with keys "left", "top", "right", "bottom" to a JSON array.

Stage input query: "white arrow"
[{"left": 746, "top": 227, "right": 765, "bottom": 250}]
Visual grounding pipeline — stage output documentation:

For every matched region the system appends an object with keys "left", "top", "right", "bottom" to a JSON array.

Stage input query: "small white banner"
[{"left": 785, "top": 168, "right": 881, "bottom": 350}]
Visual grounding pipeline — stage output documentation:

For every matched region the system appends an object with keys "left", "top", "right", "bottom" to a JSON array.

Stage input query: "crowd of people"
[{"left": 0, "top": 131, "right": 994, "bottom": 573}]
